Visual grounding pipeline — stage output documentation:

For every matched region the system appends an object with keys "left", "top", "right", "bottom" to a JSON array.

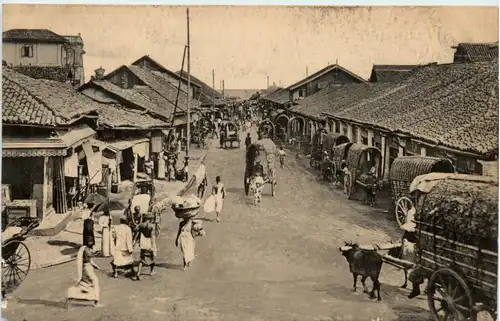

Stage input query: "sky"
[{"left": 2, "top": 5, "right": 498, "bottom": 89}]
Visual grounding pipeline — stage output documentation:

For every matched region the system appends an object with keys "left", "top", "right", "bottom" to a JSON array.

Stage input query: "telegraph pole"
[
  {"left": 186, "top": 8, "right": 191, "bottom": 169},
  {"left": 222, "top": 80, "right": 225, "bottom": 97},
  {"left": 267, "top": 76, "right": 269, "bottom": 88}
]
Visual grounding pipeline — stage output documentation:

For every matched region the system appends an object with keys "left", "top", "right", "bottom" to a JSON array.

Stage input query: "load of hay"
[
  {"left": 171, "top": 194, "right": 202, "bottom": 219},
  {"left": 254, "top": 138, "right": 277, "bottom": 170},
  {"left": 412, "top": 174, "right": 498, "bottom": 284}
]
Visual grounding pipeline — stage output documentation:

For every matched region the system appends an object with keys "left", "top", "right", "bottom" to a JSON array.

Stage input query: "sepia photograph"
[{"left": 0, "top": 4, "right": 498, "bottom": 321}]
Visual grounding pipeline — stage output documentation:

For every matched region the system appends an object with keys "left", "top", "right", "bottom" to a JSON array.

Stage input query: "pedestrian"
[
  {"left": 245, "top": 133, "right": 252, "bottom": 149},
  {"left": 278, "top": 146, "right": 286, "bottom": 168},
  {"left": 67, "top": 241, "right": 103, "bottom": 307},
  {"left": 212, "top": 176, "right": 226, "bottom": 223},
  {"left": 82, "top": 203, "right": 95, "bottom": 249},
  {"left": 194, "top": 161, "right": 208, "bottom": 198},
  {"left": 135, "top": 213, "right": 157, "bottom": 280},
  {"left": 110, "top": 216, "right": 134, "bottom": 278},
  {"left": 219, "top": 129, "right": 226, "bottom": 148},
  {"left": 342, "top": 160, "right": 351, "bottom": 194},
  {"left": 174, "top": 197, "right": 205, "bottom": 271},
  {"left": 98, "top": 209, "right": 112, "bottom": 257}
]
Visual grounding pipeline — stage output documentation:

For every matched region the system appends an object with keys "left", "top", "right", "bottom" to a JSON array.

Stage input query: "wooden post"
[
  {"left": 398, "top": 138, "right": 406, "bottom": 157},
  {"left": 356, "top": 126, "right": 362, "bottom": 144},
  {"left": 381, "top": 135, "right": 391, "bottom": 180},
  {"left": 133, "top": 153, "right": 138, "bottom": 182}
]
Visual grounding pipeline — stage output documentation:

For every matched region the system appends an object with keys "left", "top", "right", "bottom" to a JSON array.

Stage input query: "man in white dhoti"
[
  {"left": 110, "top": 216, "right": 134, "bottom": 278},
  {"left": 212, "top": 176, "right": 225, "bottom": 223}
]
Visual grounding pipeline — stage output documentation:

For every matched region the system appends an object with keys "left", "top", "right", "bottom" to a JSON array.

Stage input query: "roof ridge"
[{"left": 2, "top": 71, "right": 60, "bottom": 121}]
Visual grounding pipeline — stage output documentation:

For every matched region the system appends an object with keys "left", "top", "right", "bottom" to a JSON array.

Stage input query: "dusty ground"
[{"left": 3, "top": 130, "right": 432, "bottom": 321}]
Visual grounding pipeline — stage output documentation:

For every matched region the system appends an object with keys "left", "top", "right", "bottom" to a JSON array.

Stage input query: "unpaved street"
[{"left": 4, "top": 130, "right": 431, "bottom": 321}]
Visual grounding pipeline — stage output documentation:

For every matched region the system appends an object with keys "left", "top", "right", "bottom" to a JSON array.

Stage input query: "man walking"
[
  {"left": 212, "top": 176, "right": 226, "bottom": 223},
  {"left": 135, "top": 214, "right": 157, "bottom": 280},
  {"left": 194, "top": 161, "right": 208, "bottom": 198},
  {"left": 245, "top": 133, "right": 252, "bottom": 149}
]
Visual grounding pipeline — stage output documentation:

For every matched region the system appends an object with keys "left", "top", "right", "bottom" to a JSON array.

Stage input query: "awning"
[
  {"left": 89, "top": 138, "right": 108, "bottom": 151},
  {"left": 105, "top": 138, "right": 149, "bottom": 153},
  {"left": 57, "top": 125, "right": 96, "bottom": 148},
  {"left": 2, "top": 125, "right": 96, "bottom": 158}
]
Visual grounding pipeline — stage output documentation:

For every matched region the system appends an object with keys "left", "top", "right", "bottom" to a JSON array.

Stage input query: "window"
[
  {"left": 298, "top": 89, "right": 305, "bottom": 98},
  {"left": 21, "top": 45, "right": 33, "bottom": 58}
]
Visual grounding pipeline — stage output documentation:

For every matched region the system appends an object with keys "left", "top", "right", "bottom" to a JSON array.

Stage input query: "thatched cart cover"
[
  {"left": 322, "top": 133, "right": 349, "bottom": 154},
  {"left": 412, "top": 173, "right": 498, "bottom": 297},
  {"left": 331, "top": 142, "right": 353, "bottom": 169},
  {"left": 389, "top": 156, "right": 455, "bottom": 182},
  {"left": 253, "top": 138, "right": 277, "bottom": 176},
  {"left": 345, "top": 143, "right": 382, "bottom": 179}
]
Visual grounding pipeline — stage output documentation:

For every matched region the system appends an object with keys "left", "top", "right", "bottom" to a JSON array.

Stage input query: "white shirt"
[{"left": 278, "top": 150, "right": 286, "bottom": 156}]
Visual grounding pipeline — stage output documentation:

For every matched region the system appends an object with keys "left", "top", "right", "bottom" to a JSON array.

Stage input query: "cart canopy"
[
  {"left": 251, "top": 138, "right": 277, "bottom": 171},
  {"left": 412, "top": 173, "right": 498, "bottom": 249},
  {"left": 389, "top": 156, "right": 455, "bottom": 183}
]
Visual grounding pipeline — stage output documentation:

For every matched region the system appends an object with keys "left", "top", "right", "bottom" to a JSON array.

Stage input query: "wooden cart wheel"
[
  {"left": 427, "top": 268, "right": 474, "bottom": 321},
  {"left": 395, "top": 197, "right": 413, "bottom": 228},
  {"left": 344, "top": 173, "right": 352, "bottom": 199},
  {"left": 2, "top": 240, "right": 31, "bottom": 289}
]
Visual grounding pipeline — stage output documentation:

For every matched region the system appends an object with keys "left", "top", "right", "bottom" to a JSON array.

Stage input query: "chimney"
[{"left": 94, "top": 66, "right": 105, "bottom": 80}]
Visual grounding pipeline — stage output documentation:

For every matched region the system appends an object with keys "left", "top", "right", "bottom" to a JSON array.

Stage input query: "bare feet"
[{"left": 149, "top": 271, "right": 156, "bottom": 276}]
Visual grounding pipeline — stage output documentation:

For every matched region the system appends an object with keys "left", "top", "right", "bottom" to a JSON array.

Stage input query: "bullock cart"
[
  {"left": 410, "top": 173, "right": 497, "bottom": 321},
  {"left": 222, "top": 121, "right": 241, "bottom": 148},
  {"left": 309, "top": 133, "right": 349, "bottom": 171},
  {"left": 389, "top": 156, "right": 455, "bottom": 228},
  {"left": 333, "top": 143, "right": 383, "bottom": 203},
  {"left": 244, "top": 138, "right": 277, "bottom": 197}
]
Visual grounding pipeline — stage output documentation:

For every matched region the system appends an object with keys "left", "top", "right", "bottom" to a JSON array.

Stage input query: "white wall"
[{"left": 3, "top": 42, "right": 65, "bottom": 66}]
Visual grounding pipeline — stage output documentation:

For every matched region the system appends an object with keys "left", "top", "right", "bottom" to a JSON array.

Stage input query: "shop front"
[{"left": 105, "top": 138, "right": 151, "bottom": 184}]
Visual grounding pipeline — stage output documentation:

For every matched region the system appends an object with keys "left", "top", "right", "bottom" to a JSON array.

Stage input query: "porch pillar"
[
  {"left": 420, "top": 146, "right": 427, "bottom": 157},
  {"left": 381, "top": 135, "right": 391, "bottom": 181},
  {"left": 356, "top": 126, "right": 362, "bottom": 144},
  {"left": 398, "top": 138, "right": 407, "bottom": 157},
  {"left": 347, "top": 123, "right": 354, "bottom": 142},
  {"left": 331, "top": 120, "right": 336, "bottom": 133},
  {"left": 367, "top": 129, "right": 374, "bottom": 147},
  {"left": 133, "top": 153, "right": 138, "bottom": 182}
]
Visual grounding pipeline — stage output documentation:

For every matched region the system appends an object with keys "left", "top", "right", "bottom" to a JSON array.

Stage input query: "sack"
[{"left": 203, "top": 195, "right": 216, "bottom": 213}]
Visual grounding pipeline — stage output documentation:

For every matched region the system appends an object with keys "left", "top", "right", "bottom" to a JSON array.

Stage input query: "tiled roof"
[
  {"left": 260, "top": 86, "right": 282, "bottom": 98},
  {"left": 87, "top": 80, "right": 170, "bottom": 119},
  {"left": 176, "top": 70, "right": 223, "bottom": 99},
  {"left": 292, "top": 83, "right": 395, "bottom": 119},
  {"left": 3, "top": 29, "right": 68, "bottom": 43},
  {"left": 3, "top": 68, "right": 98, "bottom": 126},
  {"left": 12, "top": 66, "right": 72, "bottom": 83},
  {"left": 132, "top": 85, "right": 176, "bottom": 116},
  {"left": 455, "top": 43, "right": 499, "bottom": 62},
  {"left": 3, "top": 75, "right": 56, "bottom": 126},
  {"left": 329, "top": 61, "right": 498, "bottom": 156},
  {"left": 288, "top": 64, "right": 367, "bottom": 90},
  {"left": 369, "top": 65, "right": 420, "bottom": 83},
  {"left": 127, "top": 65, "right": 201, "bottom": 109},
  {"left": 131, "top": 55, "right": 201, "bottom": 88},
  {"left": 96, "top": 104, "right": 168, "bottom": 129},
  {"left": 63, "top": 35, "right": 84, "bottom": 45},
  {"left": 262, "top": 88, "right": 290, "bottom": 106}
]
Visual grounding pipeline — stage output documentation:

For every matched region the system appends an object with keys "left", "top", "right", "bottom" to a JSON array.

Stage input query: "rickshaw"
[
  {"left": 244, "top": 137, "right": 277, "bottom": 198},
  {"left": 391, "top": 174, "right": 498, "bottom": 321},
  {"left": 222, "top": 121, "right": 241, "bottom": 148},
  {"left": 125, "top": 179, "right": 161, "bottom": 241},
  {"left": 2, "top": 216, "right": 40, "bottom": 293},
  {"left": 332, "top": 143, "right": 383, "bottom": 203},
  {"left": 388, "top": 156, "right": 454, "bottom": 227}
]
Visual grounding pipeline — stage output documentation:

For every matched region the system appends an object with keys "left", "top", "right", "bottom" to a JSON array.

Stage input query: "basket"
[{"left": 173, "top": 207, "right": 200, "bottom": 219}]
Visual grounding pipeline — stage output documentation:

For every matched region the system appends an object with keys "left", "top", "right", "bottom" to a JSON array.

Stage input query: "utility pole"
[
  {"left": 212, "top": 69, "right": 215, "bottom": 114},
  {"left": 267, "top": 76, "right": 269, "bottom": 89},
  {"left": 186, "top": 8, "right": 191, "bottom": 168},
  {"left": 222, "top": 80, "right": 225, "bottom": 97},
  {"left": 306, "top": 66, "right": 308, "bottom": 77}
]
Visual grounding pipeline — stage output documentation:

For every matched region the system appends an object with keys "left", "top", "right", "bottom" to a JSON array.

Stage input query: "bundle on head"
[{"left": 339, "top": 241, "right": 383, "bottom": 301}]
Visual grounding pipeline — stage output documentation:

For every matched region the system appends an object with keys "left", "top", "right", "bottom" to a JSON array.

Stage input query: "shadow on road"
[
  {"left": 392, "top": 305, "right": 432, "bottom": 321},
  {"left": 47, "top": 240, "right": 80, "bottom": 256},
  {"left": 155, "top": 262, "right": 184, "bottom": 270},
  {"left": 16, "top": 298, "right": 66, "bottom": 309}
]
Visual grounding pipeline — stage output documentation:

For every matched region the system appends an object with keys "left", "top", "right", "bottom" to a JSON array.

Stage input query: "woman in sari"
[{"left": 67, "top": 239, "right": 103, "bottom": 307}]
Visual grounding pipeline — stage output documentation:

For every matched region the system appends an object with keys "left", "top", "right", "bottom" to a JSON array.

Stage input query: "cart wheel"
[
  {"left": 2, "top": 240, "right": 31, "bottom": 289},
  {"left": 395, "top": 197, "right": 413, "bottom": 228},
  {"left": 271, "top": 181, "right": 276, "bottom": 197},
  {"left": 427, "top": 268, "right": 474, "bottom": 321},
  {"left": 345, "top": 173, "right": 352, "bottom": 199}
]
